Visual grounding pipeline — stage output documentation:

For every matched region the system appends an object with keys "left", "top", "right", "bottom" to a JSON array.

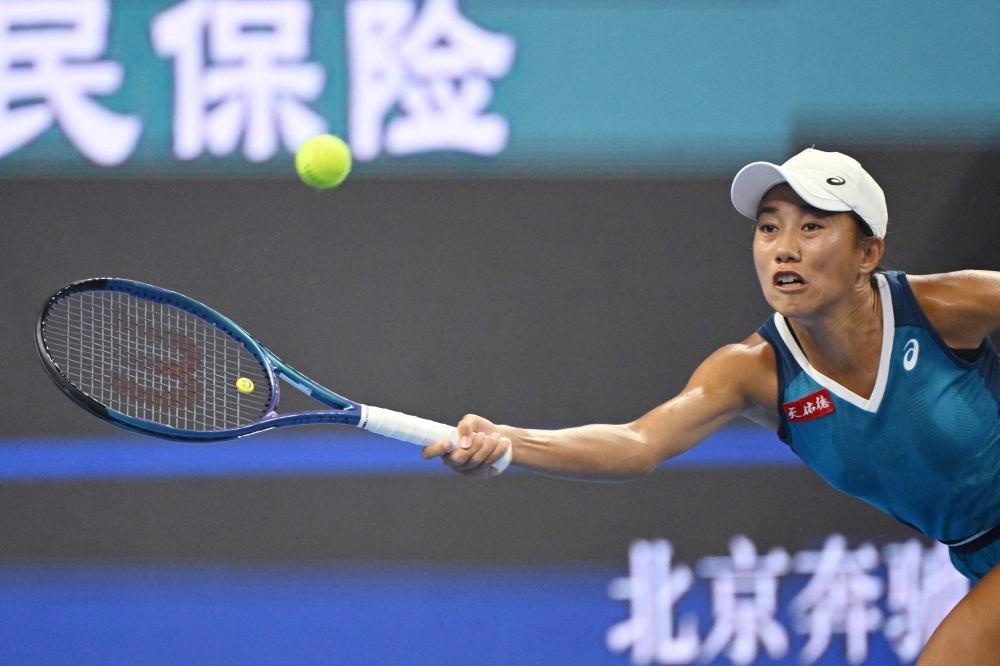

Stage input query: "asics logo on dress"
[{"left": 903, "top": 339, "right": 919, "bottom": 371}]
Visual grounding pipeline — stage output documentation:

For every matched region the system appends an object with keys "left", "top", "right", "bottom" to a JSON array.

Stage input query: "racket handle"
[{"left": 359, "top": 406, "right": 513, "bottom": 472}]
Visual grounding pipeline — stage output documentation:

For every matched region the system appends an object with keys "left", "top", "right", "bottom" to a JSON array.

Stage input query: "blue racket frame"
[{"left": 36, "top": 278, "right": 364, "bottom": 442}]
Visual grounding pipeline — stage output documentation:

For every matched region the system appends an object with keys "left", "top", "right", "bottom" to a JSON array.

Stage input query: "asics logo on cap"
[{"left": 826, "top": 177, "right": 846, "bottom": 185}]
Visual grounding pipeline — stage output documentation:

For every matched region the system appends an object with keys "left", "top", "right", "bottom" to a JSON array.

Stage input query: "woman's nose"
[{"left": 775, "top": 241, "right": 799, "bottom": 263}]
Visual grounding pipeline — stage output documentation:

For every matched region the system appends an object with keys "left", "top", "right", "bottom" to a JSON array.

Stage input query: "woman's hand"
[{"left": 421, "top": 414, "right": 513, "bottom": 479}]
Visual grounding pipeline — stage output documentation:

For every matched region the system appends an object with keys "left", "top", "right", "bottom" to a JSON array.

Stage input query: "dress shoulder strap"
[
  {"left": 757, "top": 315, "right": 802, "bottom": 395},
  {"left": 756, "top": 315, "right": 799, "bottom": 445},
  {"left": 757, "top": 312, "right": 802, "bottom": 386},
  {"left": 879, "top": 271, "right": 927, "bottom": 330}
]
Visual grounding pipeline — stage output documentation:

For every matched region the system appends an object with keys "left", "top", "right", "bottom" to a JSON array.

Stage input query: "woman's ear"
[{"left": 860, "top": 236, "right": 885, "bottom": 275}]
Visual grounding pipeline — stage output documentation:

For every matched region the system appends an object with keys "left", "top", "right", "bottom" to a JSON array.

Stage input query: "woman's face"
[{"left": 752, "top": 184, "right": 880, "bottom": 318}]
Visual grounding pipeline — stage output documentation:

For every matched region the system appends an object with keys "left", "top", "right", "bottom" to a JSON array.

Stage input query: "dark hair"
[
  {"left": 851, "top": 212, "right": 888, "bottom": 276},
  {"left": 850, "top": 212, "right": 874, "bottom": 238}
]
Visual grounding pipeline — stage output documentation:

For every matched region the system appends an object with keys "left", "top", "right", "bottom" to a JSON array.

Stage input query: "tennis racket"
[{"left": 35, "top": 278, "right": 512, "bottom": 471}]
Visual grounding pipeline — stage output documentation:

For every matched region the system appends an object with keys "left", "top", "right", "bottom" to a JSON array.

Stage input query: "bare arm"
[
  {"left": 422, "top": 334, "right": 780, "bottom": 480},
  {"left": 909, "top": 271, "right": 1000, "bottom": 349}
]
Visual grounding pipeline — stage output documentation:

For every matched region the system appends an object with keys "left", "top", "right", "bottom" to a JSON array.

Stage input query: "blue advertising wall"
[
  {"left": 0, "top": 430, "right": 964, "bottom": 666},
  {"left": 0, "top": 560, "right": 944, "bottom": 666},
  {"left": 1, "top": 0, "right": 998, "bottom": 175}
]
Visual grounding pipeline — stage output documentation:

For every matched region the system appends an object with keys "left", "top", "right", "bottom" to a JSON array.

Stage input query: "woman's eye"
[
  {"left": 757, "top": 224, "right": 777, "bottom": 233},
  {"left": 803, "top": 222, "right": 821, "bottom": 231}
]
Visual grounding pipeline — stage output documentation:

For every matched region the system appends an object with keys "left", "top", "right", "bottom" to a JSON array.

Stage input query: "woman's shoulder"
[
  {"left": 907, "top": 271, "right": 1000, "bottom": 349},
  {"left": 707, "top": 332, "right": 777, "bottom": 371},
  {"left": 906, "top": 269, "right": 1000, "bottom": 294},
  {"left": 695, "top": 332, "right": 778, "bottom": 408}
]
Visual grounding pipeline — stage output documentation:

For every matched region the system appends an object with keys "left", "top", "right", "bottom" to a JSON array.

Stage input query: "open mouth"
[{"left": 773, "top": 271, "right": 806, "bottom": 289}]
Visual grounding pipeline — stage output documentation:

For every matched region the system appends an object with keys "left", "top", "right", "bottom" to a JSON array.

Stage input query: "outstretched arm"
[
  {"left": 909, "top": 271, "right": 1000, "bottom": 349},
  {"left": 422, "top": 333, "right": 779, "bottom": 480}
]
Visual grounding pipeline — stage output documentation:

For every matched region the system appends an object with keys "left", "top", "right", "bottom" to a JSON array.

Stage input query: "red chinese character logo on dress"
[{"left": 783, "top": 388, "right": 835, "bottom": 422}]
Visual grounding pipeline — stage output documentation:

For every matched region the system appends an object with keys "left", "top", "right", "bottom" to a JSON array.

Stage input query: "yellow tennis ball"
[
  {"left": 236, "top": 377, "right": 254, "bottom": 394},
  {"left": 295, "top": 134, "right": 352, "bottom": 189}
]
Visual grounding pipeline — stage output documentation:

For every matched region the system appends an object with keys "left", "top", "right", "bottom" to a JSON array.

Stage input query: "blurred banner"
[
  {"left": 0, "top": 537, "right": 968, "bottom": 666},
  {"left": 0, "top": 434, "right": 965, "bottom": 665},
  {"left": 1, "top": 0, "right": 999, "bottom": 176}
]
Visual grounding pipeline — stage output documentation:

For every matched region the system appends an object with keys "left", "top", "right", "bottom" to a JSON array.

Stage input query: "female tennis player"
[{"left": 422, "top": 148, "right": 1000, "bottom": 664}]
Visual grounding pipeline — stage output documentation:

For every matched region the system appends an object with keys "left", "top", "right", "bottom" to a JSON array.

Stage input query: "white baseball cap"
[{"left": 730, "top": 148, "right": 888, "bottom": 238}]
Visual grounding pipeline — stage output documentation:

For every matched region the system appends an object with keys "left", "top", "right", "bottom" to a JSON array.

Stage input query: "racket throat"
[
  {"left": 278, "top": 371, "right": 314, "bottom": 397},
  {"left": 266, "top": 352, "right": 357, "bottom": 412}
]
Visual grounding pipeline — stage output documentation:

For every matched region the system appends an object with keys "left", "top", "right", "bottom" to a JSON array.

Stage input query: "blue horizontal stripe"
[
  {"left": 0, "top": 562, "right": 904, "bottom": 666},
  {"left": 0, "top": 426, "right": 799, "bottom": 481},
  {"left": 0, "top": 563, "right": 629, "bottom": 666},
  {"left": 663, "top": 426, "right": 800, "bottom": 468}
]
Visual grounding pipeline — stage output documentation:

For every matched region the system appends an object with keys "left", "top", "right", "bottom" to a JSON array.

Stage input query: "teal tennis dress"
[{"left": 758, "top": 271, "right": 1000, "bottom": 582}]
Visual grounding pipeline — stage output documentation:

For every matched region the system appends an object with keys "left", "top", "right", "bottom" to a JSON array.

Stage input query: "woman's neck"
[{"left": 787, "top": 278, "right": 884, "bottom": 398}]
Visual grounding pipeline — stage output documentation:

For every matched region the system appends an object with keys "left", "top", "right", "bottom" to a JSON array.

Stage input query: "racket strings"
[
  {"left": 42, "top": 290, "right": 271, "bottom": 431},
  {"left": 110, "top": 306, "right": 200, "bottom": 409}
]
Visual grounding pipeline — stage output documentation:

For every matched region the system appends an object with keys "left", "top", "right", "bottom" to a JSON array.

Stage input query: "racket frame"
[{"left": 36, "top": 278, "right": 365, "bottom": 441}]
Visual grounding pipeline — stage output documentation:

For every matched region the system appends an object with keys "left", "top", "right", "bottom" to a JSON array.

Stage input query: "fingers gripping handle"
[{"left": 359, "top": 406, "right": 512, "bottom": 472}]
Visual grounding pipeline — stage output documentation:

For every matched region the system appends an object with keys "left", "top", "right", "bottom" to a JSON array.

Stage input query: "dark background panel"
[
  {"left": 8, "top": 177, "right": 755, "bottom": 435},
  {"left": 3, "top": 148, "right": 1000, "bottom": 439},
  {"left": 0, "top": 467, "right": 919, "bottom": 564},
  {"left": 0, "top": 148, "right": 997, "bottom": 566}
]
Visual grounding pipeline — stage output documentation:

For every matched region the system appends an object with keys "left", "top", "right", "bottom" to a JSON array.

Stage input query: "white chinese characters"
[
  {"left": 608, "top": 535, "right": 969, "bottom": 665},
  {"left": 0, "top": 0, "right": 141, "bottom": 165},
  {"left": 785, "top": 391, "right": 834, "bottom": 422},
  {"left": 0, "top": 0, "right": 516, "bottom": 167},
  {"left": 607, "top": 540, "right": 700, "bottom": 665},
  {"left": 883, "top": 540, "right": 968, "bottom": 662},
  {"left": 345, "top": 0, "right": 515, "bottom": 161},
  {"left": 152, "top": 0, "right": 327, "bottom": 162},
  {"left": 698, "top": 536, "right": 791, "bottom": 665},
  {"left": 802, "top": 394, "right": 830, "bottom": 417},
  {"left": 790, "top": 535, "right": 884, "bottom": 664}
]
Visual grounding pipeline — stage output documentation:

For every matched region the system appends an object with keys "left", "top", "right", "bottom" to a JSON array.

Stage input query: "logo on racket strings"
[{"left": 112, "top": 309, "right": 200, "bottom": 408}]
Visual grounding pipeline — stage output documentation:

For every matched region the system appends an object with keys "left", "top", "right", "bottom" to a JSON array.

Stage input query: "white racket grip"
[{"left": 359, "top": 406, "right": 513, "bottom": 472}]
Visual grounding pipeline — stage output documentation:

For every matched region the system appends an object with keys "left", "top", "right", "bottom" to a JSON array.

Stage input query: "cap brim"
[
  {"left": 731, "top": 162, "right": 852, "bottom": 219},
  {"left": 731, "top": 162, "right": 786, "bottom": 219}
]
